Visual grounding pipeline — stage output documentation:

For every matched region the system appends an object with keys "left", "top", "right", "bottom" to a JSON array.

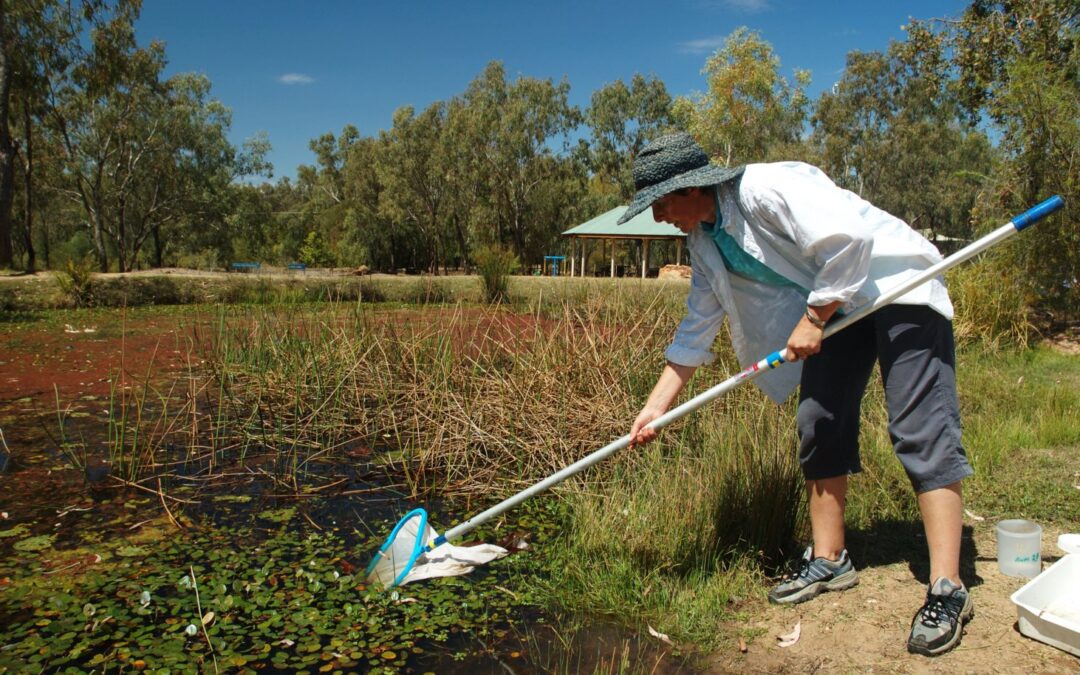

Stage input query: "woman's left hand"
[
  {"left": 785, "top": 317, "right": 825, "bottom": 361},
  {"left": 785, "top": 302, "right": 841, "bottom": 361}
]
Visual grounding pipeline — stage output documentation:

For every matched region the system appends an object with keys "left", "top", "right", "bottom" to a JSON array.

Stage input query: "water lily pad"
[
  {"left": 14, "top": 534, "right": 56, "bottom": 552},
  {"left": 116, "top": 545, "right": 148, "bottom": 557},
  {"left": 258, "top": 508, "right": 296, "bottom": 524},
  {"left": 0, "top": 524, "right": 28, "bottom": 538}
]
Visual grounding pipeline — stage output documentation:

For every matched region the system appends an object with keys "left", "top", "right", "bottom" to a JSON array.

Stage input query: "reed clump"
[
  {"left": 946, "top": 257, "right": 1032, "bottom": 349},
  {"left": 206, "top": 287, "right": 685, "bottom": 496}
]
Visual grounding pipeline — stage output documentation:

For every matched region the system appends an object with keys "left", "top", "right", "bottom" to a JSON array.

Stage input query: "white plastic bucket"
[{"left": 997, "top": 519, "right": 1042, "bottom": 578}]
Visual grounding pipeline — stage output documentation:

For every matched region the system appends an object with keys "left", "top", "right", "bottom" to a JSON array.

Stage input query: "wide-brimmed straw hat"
[{"left": 617, "top": 132, "right": 744, "bottom": 224}]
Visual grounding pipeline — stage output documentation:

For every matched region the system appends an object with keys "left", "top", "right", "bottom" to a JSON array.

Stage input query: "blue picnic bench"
[
  {"left": 286, "top": 262, "right": 307, "bottom": 272},
  {"left": 230, "top": 262, "right": 260, "bottom": 272}
]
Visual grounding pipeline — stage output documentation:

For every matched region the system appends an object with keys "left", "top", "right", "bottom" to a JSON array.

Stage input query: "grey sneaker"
[
  {"left": 907, "top": 577, "right": 974, "bottom": 656},
  {"left": 768, "top": 546, "right": 859, "bottom": 604}
]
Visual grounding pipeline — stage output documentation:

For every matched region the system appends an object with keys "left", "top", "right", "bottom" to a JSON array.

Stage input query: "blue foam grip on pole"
[
  {"left": 427, "top": 534, "right": 447, "bottom": 551},
  {"left": 1012, "top": 195, "right": 1064, "bottom": 231}
]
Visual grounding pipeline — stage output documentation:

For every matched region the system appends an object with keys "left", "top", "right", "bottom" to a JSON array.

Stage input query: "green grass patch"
[{"left": 958, "top": 346, "right": 1080, "bottom": 523}]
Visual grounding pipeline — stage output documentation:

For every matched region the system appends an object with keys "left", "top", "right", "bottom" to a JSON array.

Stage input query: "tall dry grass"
[
  {"left": 946, "top": 256, "right": 1033, "bottom": 350},
  {"left": 205, "top": 281, "right": 689, "bottom": 496}
]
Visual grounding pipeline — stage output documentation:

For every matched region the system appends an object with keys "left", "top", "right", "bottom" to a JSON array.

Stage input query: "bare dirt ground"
[
  {"left": 708, "top": 521, "right": 1078, "bottom": 674},
  {"left": 1041, "top": 323, "right": 1080, "bottom": 356}
]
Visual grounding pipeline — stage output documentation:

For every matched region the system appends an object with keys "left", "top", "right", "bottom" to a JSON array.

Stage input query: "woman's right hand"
[
  {"left": 629, "top": 361, "right": 696, "bottom": 448},
  {"left": 629, "top": 406, "right": 665, "bottom": 447}
]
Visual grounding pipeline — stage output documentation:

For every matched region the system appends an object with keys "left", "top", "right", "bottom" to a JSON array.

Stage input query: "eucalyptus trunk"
[
  {"left": 0, "top": 0, "right": 13, "bottom": 268},
  {"left": 152, "top": 224, "right": 164, "bottom": 268},
  {"left": 20, "top": 105, "right": 32, "bottom": 272},
  {"left": 88, "top": 209, "right": 108, "bottom": 272}
]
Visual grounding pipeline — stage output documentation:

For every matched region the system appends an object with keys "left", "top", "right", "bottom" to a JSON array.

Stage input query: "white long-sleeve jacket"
[{"left": 665, "top": 161, "right": 953, "bottom": 404}]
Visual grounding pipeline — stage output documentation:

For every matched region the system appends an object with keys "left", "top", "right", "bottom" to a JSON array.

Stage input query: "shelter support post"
[
  {"left": 641, "top": 239, "right": 650, "bottom": 279},
  {"left": 676, "top": 239, "right": 683, "bottom": 266},
  {"left": 610, "top": 240, "right": 616, "bottom": 277},
  {"left": 570, "top": 239, "right": 576, "bottom": 277}
]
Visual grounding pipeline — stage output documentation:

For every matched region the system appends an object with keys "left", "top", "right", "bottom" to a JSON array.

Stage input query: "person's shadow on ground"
[{"left": 845, "top": 520, "right": 983, "bottom": 589}]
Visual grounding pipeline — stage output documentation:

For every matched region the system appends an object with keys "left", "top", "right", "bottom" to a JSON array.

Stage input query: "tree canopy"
[{"left": 1, "top": 1, "right": 1075, "bottom": 312}]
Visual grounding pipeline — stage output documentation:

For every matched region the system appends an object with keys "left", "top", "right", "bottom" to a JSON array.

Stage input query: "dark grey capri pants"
[{"left": 796, "top": 304, "right": 973, "bottom": 493}]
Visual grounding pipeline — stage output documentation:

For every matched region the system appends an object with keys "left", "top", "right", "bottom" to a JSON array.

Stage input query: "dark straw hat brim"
[{"left": 617, "top": 164, "right": 744, "bottom": 224}]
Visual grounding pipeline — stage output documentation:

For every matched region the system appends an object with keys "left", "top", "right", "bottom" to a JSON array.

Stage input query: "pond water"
[{"left": 0, "top": 306, "right": 698, "bottom": 673}]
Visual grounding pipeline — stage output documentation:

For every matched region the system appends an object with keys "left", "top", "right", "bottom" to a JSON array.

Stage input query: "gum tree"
[
  {"left": 375, "top": 103, "right": 453, "bottom": 273},
  {"left": 50, "top": 15, "right": 255, "bottom": 271},
  {"left": 0, "top": 0, "right": 106, "bottom": 269},
  {"left": 459, "top": 61, "right": 581, "bottom": 261},
  {"left": 673, "top": 27, "right": 811, "bottom": 166},
  {"left": 910, "top": 0, "right": 1079, "bottom": 308},
  {"left": 585, "top": 74, "right": 674, "bottom": 204},
  {"left": 811, "top": 42, "right": 995, "bottom": 244}
]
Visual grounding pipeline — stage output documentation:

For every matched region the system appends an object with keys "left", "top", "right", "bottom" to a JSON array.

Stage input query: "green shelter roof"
[{"left": 562, "top": 206, "right": 685, "bottom": 239}]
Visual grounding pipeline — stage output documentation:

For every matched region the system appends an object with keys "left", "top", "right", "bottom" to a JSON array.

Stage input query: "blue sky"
[{"left": 136, "top": 0, "right": 969, "bottom": 181}]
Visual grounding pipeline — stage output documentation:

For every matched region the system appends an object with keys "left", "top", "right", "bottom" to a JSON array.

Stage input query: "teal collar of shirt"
[{"left": 700, "top": 188, "right": 806, "bottom": 292}]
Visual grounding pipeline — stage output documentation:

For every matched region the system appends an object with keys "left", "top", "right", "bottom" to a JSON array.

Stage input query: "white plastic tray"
[{"left": 1010, "top": 553, "right": 1080, "bottom": 657}]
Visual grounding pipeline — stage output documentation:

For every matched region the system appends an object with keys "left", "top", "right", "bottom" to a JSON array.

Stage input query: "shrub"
[
  {"left": 946, "top": 256, "right": 1032, "bottom": 350},
  {"left": 299, "top": 230, "right": 335, "bottom": 268},
  {"left": 0, "top": 285, "right": 18, "bottom": 312},
  {"left": 55, "top": 256, "right": 97, "bottom": 307},
  {"left": 355, "top": 279, "right": 388, "bottom": 303},
  {"left": 473, "top": 244, "right": 520, "bottom": 303},
  {"left": 173, "top": 248, "right": 221, "bottom": 271}
]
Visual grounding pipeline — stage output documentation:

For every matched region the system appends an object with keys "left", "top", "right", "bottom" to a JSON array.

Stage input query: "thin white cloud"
[
  {"left": 678, "top": 36, "right": 727, "bottom": 55},
  {"left": 728, "top": 0, "right": 770, "bottom": 10},
  {"left": 279, "top": 73, "right": 314, "bottom": 85},
  {"left": 697, "top": 0, "right": 771, "bottom": 12}
]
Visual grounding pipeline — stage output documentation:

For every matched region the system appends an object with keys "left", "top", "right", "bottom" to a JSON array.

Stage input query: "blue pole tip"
[{"left": 1012, "top": 195, "right": 1064, "bottom": 231}]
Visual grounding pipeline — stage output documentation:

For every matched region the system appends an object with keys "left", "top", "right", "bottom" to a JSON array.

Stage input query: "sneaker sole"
[
  {"left": 768, "top": 569, "right": 860, "bottom": 605},
  {"left": 907, "top": 598, "right": 975, "bottom": 656}
]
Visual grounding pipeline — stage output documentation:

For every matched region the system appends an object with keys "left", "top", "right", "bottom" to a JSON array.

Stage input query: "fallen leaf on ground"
[
  {"left": 647, "top": 625, "right": 674, "bottom": 646},
  {"left": 777, "top": 621, "right": 801, "bottom": 648},
  {"left": 964, "top": 509, "right": 985, "bottom": 521}
]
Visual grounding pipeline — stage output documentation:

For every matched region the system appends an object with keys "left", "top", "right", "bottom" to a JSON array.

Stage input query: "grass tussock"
[{"left": 947, "top": 257, "right": 1032, "bottom": 349}]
